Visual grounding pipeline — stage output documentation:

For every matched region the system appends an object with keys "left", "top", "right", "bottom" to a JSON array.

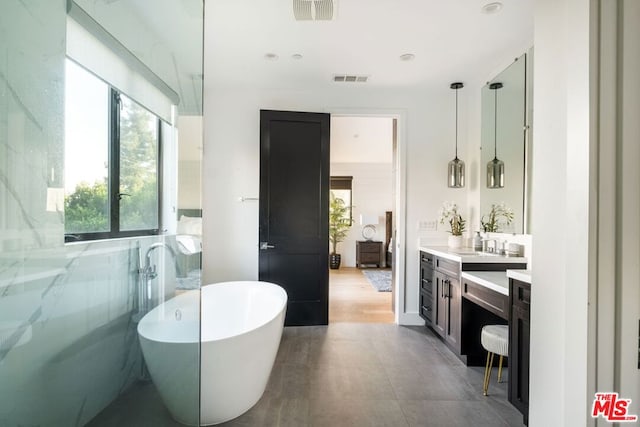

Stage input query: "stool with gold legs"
[{"left": 480, "top": 324, "right": 508, "bottom": 396}]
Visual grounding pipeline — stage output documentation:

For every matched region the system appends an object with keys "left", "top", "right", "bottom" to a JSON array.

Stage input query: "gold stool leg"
[
  {"left": 497, "top": 355, "right": 504, "bottom": 383},
  {"left": 483, "top": 352, "right": 494, "bottom": 396}
]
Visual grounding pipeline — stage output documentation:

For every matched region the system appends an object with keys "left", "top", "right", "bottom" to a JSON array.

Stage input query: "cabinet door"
[
  {"left": 432, "top": 271, "right": 447, "bottom": 338},
  {"left": 445, "top": 276, "right": 461, "bottom": 353},
  {"left": 510, "top": 304, "right": 530, "bottom": 414}
]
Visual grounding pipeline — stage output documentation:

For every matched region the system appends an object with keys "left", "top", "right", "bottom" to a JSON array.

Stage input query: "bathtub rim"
[{"left": 137, "top": 280, "right": 287, "bottom": 345}]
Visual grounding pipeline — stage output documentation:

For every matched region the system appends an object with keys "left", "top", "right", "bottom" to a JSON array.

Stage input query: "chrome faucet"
[
  {"left": 482, "top": 239, "right": 496, "bottom": 253},
  {"left": 143, "top": 242, "right": 179, "bottom": 280},
  {"left": 136, "top": 242, "right": 183, "bottom": 317}
]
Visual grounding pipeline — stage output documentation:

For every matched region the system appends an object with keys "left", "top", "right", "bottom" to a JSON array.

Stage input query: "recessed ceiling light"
[
  {"left": 481, "top": 2, "right": 503, "bottom": 14},
  {"left": 291, "top": 53, "right": 303, "bottom": 60},
  {"left": 399, "top": 53, "right": 415, "bottom": 61},
  {"left": 264, "top": 53, "right": 279, "bottom": 61}
]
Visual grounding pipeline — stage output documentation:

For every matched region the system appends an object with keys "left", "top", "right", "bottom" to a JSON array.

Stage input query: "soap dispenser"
[{"left": 473, "top": 231, "right": 482, "bottom": 251}]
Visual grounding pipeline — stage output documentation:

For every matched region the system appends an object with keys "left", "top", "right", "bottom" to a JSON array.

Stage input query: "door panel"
[
  {"left": 446, "top": 277, "right": 461, "bottom": 352},
  {"left": 259, "top": 110, "right": 330, "bottom": 326},
  {"left": 433, "top": 271, "right": 446, "bottom": 337}
]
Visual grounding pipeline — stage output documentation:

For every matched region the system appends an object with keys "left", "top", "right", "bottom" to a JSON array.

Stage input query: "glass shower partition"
[{"left": 0, "top": 1, "right": 203, "bottom": 426}]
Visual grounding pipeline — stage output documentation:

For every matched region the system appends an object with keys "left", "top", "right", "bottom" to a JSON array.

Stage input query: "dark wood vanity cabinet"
[
  {"left": 433, "top": 270, "right": 461, "bottom": 352},
  {"left": 356, "top": 241, "right": 382, "bottom": 268},
  {"left": 419, "top": 250, "right": 526, "bottom": 365},
  {"left": 509, "top": 278, "right": 531, "bottom": 424},
  {"left": 419, "top": 252, "right": 434, "bottom": 325},
  {"left": 430, "top": 256, "right": 462, "bottom": 354}
]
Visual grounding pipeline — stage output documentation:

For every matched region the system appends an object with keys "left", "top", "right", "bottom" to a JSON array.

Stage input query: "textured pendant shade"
[
  {"left": 448, "top": 82, "right": 465, "bottom": 188},
  {"left": 487, "top": 82, "right": 505, "bottom": 188}
]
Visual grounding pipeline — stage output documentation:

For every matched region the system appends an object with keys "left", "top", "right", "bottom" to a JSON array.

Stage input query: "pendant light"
[
  {"left": 448, "top": 82, "right": 465, "bottom": 188},
  {"left": 487, "top": 82, "right": 505, "bottom": 188}
]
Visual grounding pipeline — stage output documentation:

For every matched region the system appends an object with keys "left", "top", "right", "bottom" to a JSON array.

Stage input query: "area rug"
[{"left": 362, "top": 269, "right": 392, "bottom": 292}]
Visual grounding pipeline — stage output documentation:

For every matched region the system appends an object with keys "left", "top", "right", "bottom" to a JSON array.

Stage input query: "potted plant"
[
  {"left": 329, "top": 192, "right": 352, "bottom": 269},
  {"left": 481, "top": 202, "right": 514, "bottom": 233},
  {"left": 438, "top": 201, "right": 466, "bottom": 248}
]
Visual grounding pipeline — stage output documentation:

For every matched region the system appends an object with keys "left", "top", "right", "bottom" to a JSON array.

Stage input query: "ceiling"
[
  {"left": 206, "top": 0, "right": 534, "bottom": 90},
  {"left": 75, "top": 0, "right": 534, "bottom": 111}
]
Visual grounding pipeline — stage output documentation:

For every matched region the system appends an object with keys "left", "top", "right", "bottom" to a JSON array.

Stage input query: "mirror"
[{"left": 480, "top": 53, "right": 528, "bottom": 233}]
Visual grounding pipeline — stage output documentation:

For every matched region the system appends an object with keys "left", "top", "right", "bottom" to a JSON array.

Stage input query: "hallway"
[{"left": 329, "top": 267, "right": 394, "bottom": 323}]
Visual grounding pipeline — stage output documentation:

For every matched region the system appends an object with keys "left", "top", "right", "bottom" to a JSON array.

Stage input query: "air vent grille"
[
  {"left": 333, "top": 74, "right": 369, "bottom": 83},
  {"left": 293, "top": 0, "right": 335, "bottom": 21}
]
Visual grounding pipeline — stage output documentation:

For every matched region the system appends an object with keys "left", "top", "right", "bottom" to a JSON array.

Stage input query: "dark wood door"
[{"left": 259, "top": 110, "right": 330, "bottom": 326}]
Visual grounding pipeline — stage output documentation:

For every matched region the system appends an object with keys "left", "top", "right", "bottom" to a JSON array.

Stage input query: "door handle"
[{"left": 260, "top": 242, "right": 275, "bottom": 250}]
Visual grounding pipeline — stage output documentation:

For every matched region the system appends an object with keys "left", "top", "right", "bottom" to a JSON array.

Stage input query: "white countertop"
[
  {"left": 461, "top": 271, "right": 510, "bottom": 296},
  {"left": 507, "top": 269, "right": 532, "bottom": 284},
  {"left": 419, "top": 246, "right": 528, "bottom": 264}
]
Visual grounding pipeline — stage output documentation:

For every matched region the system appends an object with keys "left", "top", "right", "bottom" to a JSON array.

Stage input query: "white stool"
[{"left": 480, "top": 324, "right": 508, "bottom": 396}]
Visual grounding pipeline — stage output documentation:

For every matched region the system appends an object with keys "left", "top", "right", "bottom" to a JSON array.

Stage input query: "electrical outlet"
[{"left": 418, "top": 220, "right": 438, "bottom": 231}]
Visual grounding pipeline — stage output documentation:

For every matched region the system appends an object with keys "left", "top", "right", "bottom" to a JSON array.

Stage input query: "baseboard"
[{"left": 397, "top": 312, "right": 425, "bottom": 326}]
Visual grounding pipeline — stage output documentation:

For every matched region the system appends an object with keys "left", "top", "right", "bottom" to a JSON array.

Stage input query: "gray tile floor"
[{"left": 89, "top": 324, "right": 525, "bottom": 427}]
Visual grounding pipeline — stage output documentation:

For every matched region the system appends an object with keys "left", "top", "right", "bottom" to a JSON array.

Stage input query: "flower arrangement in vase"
[
  {"left": 438, "top": 202, "right": 466, "bottom": 248},
  {"left": 481, "top": 202, "right": 514, "bottom": 233}
]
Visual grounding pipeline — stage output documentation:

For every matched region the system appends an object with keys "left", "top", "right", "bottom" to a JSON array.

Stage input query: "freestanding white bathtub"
[{"left": 137, "top": 281, "right": 288, "bottom": 426}]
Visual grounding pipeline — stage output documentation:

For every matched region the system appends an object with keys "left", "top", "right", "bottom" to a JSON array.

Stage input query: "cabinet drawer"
[
  {"left": 419, "top": 291, "right": 432, "bottom": 323},
  {"left": 435, "top": 256, "right": 459, "bottom": 277},
  {"left": 359, "top": 252, "right": 380, "bottom": 263},
  {"left": 512, "top": 280, "right": 531, "bottom": 310},
  {"left": 462, "top": 280, "right": 508, "bottom": 320},
  {"left": 420, "top": 252, "right": 434, "bottom": 268},
  {"left": 421, "top": 276, "right": 433, "bottom": 294},
  {"left": 358, "top": 242, "right": 381, "bottom": 253}
]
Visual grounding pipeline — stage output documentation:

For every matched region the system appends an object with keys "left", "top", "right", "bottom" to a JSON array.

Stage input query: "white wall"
[
  {"left": 177, "top": 116, "right": 203, "bottom": 210},
  {"left": 330, "top": 162, "right": 393, "bottom": 267},
  {"left": 617, "top": 0, "right": 640, "bottom": 410},
  {"left": 529, "top": 0, "right": 591, "bottom": 425}
]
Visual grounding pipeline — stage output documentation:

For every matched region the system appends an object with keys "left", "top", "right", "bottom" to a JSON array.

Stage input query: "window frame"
[{"left": 64, "top": 85, "right": 163, "bottom": 243}]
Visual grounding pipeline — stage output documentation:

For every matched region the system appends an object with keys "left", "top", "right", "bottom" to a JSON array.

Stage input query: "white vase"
[{"left": 448, "top": 235, "right": 463, "bottom": 248}]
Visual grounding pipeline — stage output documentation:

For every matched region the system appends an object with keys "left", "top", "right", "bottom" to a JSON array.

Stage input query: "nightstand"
[{"left": 356, "top": 241, "right": 382, "bottom": 268}]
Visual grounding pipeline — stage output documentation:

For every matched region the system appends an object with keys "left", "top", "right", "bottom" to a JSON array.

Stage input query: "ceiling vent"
[
  {"left": 333, "top": 74, "right": 369, "bottom": 83},
  {"left": 293, "top": 0, "right": 336, "bottom": 21}
]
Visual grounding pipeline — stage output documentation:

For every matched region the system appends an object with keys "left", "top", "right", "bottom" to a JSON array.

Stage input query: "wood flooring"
[{"left": 329, "top": 267, "right": 394, "bottom": 324}]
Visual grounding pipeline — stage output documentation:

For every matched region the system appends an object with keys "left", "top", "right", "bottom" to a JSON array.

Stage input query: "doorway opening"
[{"left": 328, "top": 115, "right": 400, "bottom": 324}]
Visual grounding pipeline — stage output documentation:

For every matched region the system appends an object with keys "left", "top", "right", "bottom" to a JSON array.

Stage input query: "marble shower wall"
[
  {"left": 0, "top": 0, "right": 65, "bottom": 250},
  {"left": 0, "top": 2, "right": 183, "bottom": 426}
]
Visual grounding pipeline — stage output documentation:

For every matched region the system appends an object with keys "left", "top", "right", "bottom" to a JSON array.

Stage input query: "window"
[
  {"left": 64, "top": 59, "right": 161, "bottom": 242},
  {"left": 330, "top": 176, "right": 353, "bottom": 223}
]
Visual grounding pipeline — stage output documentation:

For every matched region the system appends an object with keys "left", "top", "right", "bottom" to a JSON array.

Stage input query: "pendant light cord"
[
  {"left": 493, "top": 87, "right": 498, "bottom": 159},
  {"left": 455, "top": 87, "right": 459, "bottom": 159}
]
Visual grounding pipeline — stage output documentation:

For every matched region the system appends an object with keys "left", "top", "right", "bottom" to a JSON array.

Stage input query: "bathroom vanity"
[
  {"left": 418, "top": 246, "right": 531, "bottom": 424},
  {"left": 418, "top": 247, "right": 526, "bottom": 362}
]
